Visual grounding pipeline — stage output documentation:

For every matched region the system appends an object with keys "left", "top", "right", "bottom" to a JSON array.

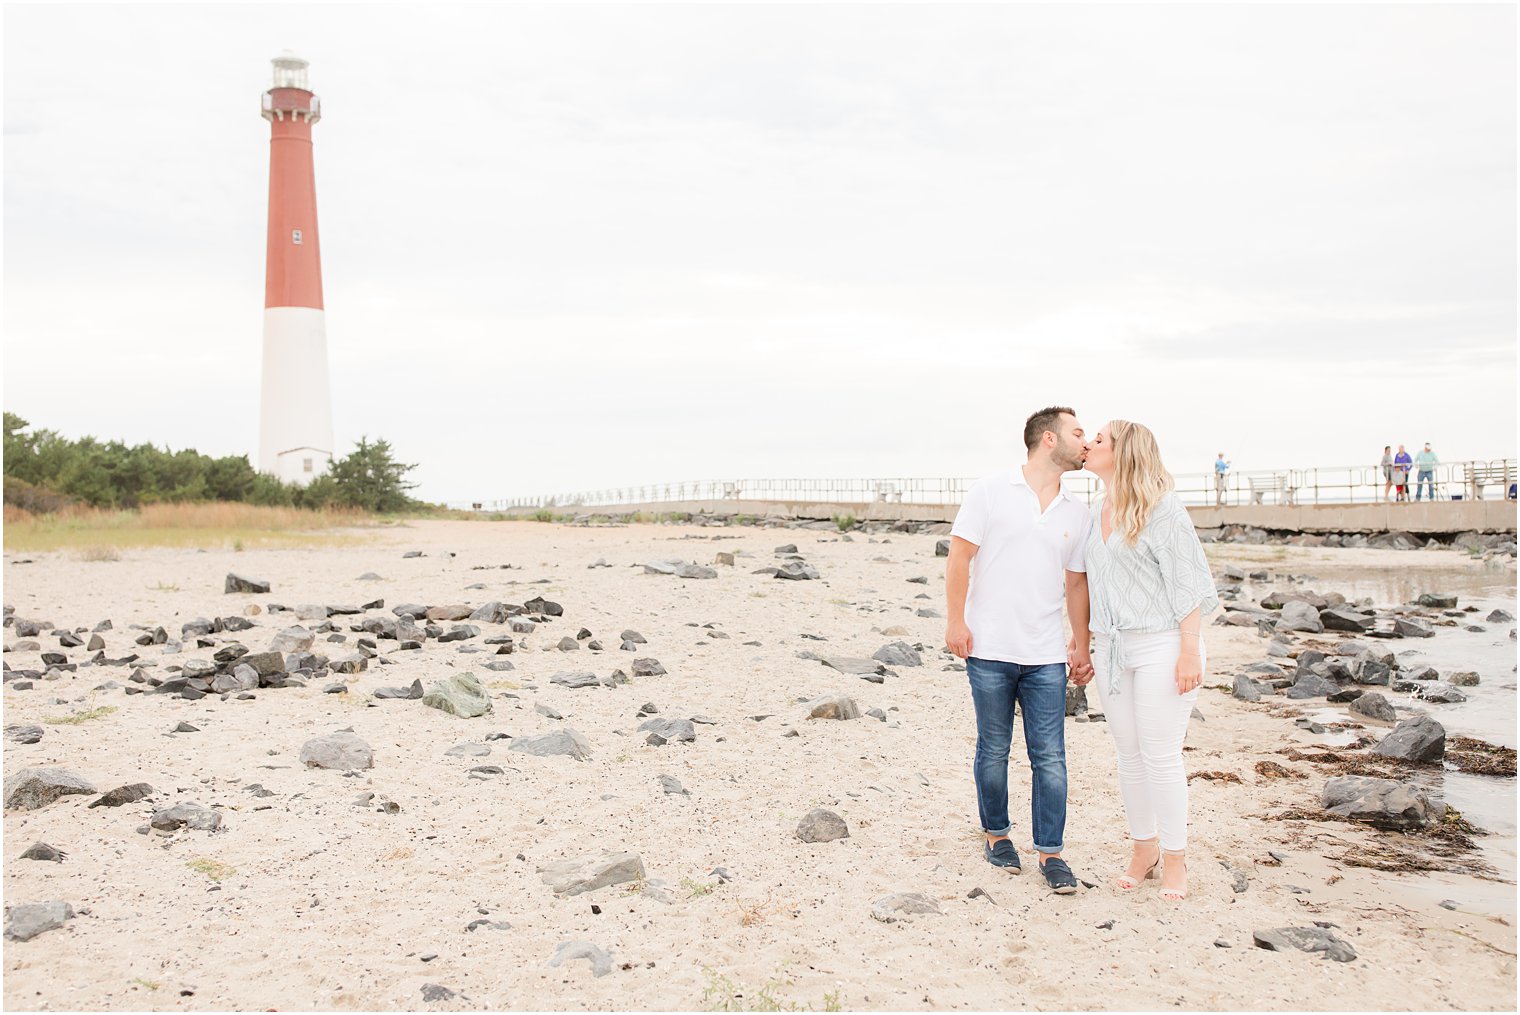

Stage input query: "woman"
[
  {"left": 1381, "top": 446, "right": 1394, "bottom": 503},
  {"left": 1076, "top": 420, "right": 1219, "bottom": 900}
]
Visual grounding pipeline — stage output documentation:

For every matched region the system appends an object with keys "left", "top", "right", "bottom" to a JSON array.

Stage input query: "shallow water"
[{"left": 1286, "top": 562, "right": 1517, "bottom": 892}]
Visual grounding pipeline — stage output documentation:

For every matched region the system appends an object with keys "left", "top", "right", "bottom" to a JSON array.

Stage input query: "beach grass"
[
  {"left": 3, "top": 502, "right": 382, "bottom": 552},
  {"left": 43, "top": 706, "right": 117, "bottom": 725},
  {"left": 185, "top": 858, "right": 237, "bottom": 882}
]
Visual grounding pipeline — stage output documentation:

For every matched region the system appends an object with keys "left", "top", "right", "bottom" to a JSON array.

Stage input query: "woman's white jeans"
[{"left": 1091, "top": 630, "right": 1202, "bottom": 852}]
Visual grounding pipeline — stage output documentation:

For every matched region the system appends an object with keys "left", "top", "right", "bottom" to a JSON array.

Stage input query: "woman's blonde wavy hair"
[{"left": 1107, "top": 419, "right": 1174, "bottom": 546}]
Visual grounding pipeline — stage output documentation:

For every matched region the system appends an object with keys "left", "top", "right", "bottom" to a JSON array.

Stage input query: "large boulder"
[
  {"left": 374, "top": 678, "right": 425, "bottom": 700},
  {"left": 538, "top": 852, "right": 645, "bottom": 896},
  {"left": 1286, "top": 671, "right": 1339, "bottom": 699},
  {"left": 4, "top": 901, "right": 74, "bottom": 942},
  {"left": 210, "top": 663, "right": 259, "bottom": 694},
  {"left": 1417, "top": 682, "right": 1467, "bottom": 704},
  {"left": 1394, "top": 617, "right": 1435, "bottom": 639},
  {"left": 774, "top": 562, "right": 821, "bottom": 581},
  {"left": 4, "top": 768, "right": 96, "bottom": 811},
  {"left": 241, "top": 651, "right": 287, "bottom": 682},
  {"left": 225, "top": 573, "right": 271, "bottom": 594},
  {"left": 421, "top": 673, "right": 492, "bottom": 718},
  {"left": 510, "top": 729, "right": 593, "bottom": 761},
  {"left": 89, "top": 783, "right": 153, "bottom": 808},
  {"left": 1231, "top": 673, "right": 1262, "bottom": 702},
  {"left": 1065, "top": 683, "right": 1089, "bottom": 715},
  {"left": 872, "top": 642, "right": 922, "bottom": 667},
  {"left": 1351, "top": 653, "right": 1391, "bottom": 685},
  {"left": 1253, "top": 926, "right": 1357, "bottom": 962},
  {"left": 3, "top": 725, "right": 44, "bottom": 745},
  {"left": 822, "top": 657, "right": 885, "bottom": 676},
  {"left": 548, "top": 940, "right": 614, "bottom": 978},
  {"left": 299, "top": 732, "right": 375, "bottom": 771},
  {"left": 870, "top": 893, "right": 942, "bottom": 923},
  {"left": 1348, "top": 691, "right": 1396, "bottom": 722},
  {"left": 469, "top": 602, "right": 510, "bottom": 624},
  {"left": 1277, "top": 601, "right": 1324, "bottom": 633},
  {"left": 1320, "top": 607, "right": 1374, "bottom": 633},
  {"left": 1321, "top": 775, "right": 1437, "bottom": 831},
  {"left": 150, "top": 801, "right": 222, "bottom": 831},
  {"left": 796, "top": 808, "right": 849, "bottom": 843},
  {"left": 425, "top": 605, "right": 474, "bottom": 622},
  {"left": 270, "top": 626, "right": 315, "bottom": 653},
  {"left": 1416, "top": 593, "right": 1457, "bottom": 609},
  {"left": 1371, "top": 714, "right": 1445, "bottom": 763},
  {"left": 806, "top": 695, "right": 861, "bottom": 720},
  {"left": 638, "top": 717, "right": 696, "bottom": 745}
]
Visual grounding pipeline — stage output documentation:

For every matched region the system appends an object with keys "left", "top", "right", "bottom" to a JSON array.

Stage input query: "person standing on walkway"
[
  {"left": 1213, "top": 453, "right": 1230, "bottom": 506},
  {"left": 1381, "top": 446, "right": 1394, "bottom": 502},
  {"left": 1414, "top": 442, "right": 1439, "bottom": 501},
  {"left": 944, "top": 405, "right": 1092, "bottom": 895},
  {"left": 1394, "top": 445, "right": 1413, "bottom": 502},
  {"left": 1075, "top": 420, "right": 1219, "bottom": 902}
]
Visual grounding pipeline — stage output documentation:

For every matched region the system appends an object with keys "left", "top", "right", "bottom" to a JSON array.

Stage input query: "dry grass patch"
[
  {"left": 378, "top": 846, "right": 413, "bottom": 862},
  {"left": 185, "top": 858, "right": 236, "bottom": 882},
  {"left": 4, "top": 502, "right": 376, "bottom": 552},
  {"left": 43, "top": 706, "right": 117, "bottom": 725}
]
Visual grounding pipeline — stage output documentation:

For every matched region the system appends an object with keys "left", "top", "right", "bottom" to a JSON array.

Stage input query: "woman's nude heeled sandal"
[
  {"left": 1159, "top": 850, "right": 1188, "bottom": 901},
  {"left": 1115, "top": 838, "right": 1161, "bottom": 890}
]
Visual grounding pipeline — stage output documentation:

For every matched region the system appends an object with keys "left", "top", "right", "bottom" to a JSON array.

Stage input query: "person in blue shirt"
[
  {"left": 1393, "top": 445, "right": 1413, "bottom": 502},
  {"left": 1413, "top": 443, "right": 1439, "bottom": 501},
  {"left": 1213, "top": 453, "right": 1230, "bottom": 506}
]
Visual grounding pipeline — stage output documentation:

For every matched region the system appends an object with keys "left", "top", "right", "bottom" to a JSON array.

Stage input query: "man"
[
  {"left": 1413, "top": 442, "right": 1439, "bottom": 502},
  {"left": 944, "top": 406, "right": 1093, "bottom": 895},
  {"left": 1213, "top": 453, "right": 1231, "bottom": 506},
  {"left": 1394, "top": 444, "right": 1413, "bottom": 502}
]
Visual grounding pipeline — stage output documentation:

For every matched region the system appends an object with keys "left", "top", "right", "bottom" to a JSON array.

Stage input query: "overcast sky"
[{"left": 5, "top": 3, "right": 1515, "bottom": 504}]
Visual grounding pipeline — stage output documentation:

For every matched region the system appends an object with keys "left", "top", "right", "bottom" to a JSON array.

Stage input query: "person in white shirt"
[
  {"left": 944, "top": 406, "right": 1093, "bottom": 894},
  {"left": 1076, "top": 419, "right": 1219, "bottom": 901}
]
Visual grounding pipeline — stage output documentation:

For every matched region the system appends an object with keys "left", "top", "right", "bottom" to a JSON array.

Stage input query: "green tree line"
[{"left": 3, "top": 412, "right": 419, "bottom": 513}]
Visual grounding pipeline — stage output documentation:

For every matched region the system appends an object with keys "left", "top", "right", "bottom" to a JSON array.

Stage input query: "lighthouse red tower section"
[{"left": 264, "top": 86, "right": 324, "bottom": 310}]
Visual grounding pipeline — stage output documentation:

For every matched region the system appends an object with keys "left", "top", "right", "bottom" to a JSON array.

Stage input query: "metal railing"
[{"left": 457, "top": 459, "right": 1515, "bottom": 512}]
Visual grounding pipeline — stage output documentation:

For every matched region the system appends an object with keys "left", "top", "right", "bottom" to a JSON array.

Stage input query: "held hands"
[
  {"left": 1175, "top": 651, "right": 1202, "bottom": 694},
  {"left": 945, "top": 620, "right": 973, "bottom": 660},
  {"left": 1066, "top": 637, "right": 1094, "bottom": 686}
]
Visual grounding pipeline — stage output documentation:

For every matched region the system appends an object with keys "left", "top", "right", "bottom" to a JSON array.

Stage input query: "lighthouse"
[{"left": 257, "top": 52, "right": 335, "bottom": 486}]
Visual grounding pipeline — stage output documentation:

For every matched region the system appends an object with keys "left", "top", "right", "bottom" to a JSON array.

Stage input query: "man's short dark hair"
[{"left": 1024, "top": 406, "right": 1075, "bottom": 451}]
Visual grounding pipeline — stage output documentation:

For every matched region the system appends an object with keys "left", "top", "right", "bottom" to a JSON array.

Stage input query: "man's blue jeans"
[
  {"left": 1416, "top": 470, "right": 1435, "bottom": 501},
  {"left": 966, "top": 657, "right": 1068, "bottom": 853}
]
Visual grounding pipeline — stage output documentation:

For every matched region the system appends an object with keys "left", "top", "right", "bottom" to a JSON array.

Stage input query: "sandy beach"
[{"left": 3, "top": 519, "right": 1515, "bottom": 1011}]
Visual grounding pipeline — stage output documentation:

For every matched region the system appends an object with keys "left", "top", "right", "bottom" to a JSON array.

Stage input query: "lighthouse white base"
[{"left": 258, "top": 306, "right": 335, "bottom": 486}]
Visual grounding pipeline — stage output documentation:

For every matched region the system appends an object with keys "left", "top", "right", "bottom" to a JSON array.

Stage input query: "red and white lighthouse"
[{"left": 258, "top": 52, "right": 334, "bottom": 485}]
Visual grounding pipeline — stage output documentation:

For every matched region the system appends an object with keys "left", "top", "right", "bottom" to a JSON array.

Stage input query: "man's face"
[{"left": 1051, "top": 414, "right": 1088, "bottom": 471}]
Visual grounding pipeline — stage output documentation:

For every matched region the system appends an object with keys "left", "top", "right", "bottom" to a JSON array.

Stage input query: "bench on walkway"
[
  {"left": 1248, "top": 474, "right": 1297, "bottom": 505},
  {"left": 1464, "top": 464, "right": 1517, "bottom": 500}
]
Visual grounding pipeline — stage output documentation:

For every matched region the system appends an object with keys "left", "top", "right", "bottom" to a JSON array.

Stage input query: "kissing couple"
[{"left": 943, "top": 406, "right": 1219, "bottom": 900}]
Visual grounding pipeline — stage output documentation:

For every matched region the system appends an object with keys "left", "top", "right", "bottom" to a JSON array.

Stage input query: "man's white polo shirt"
[{"left": 950, "top": 468, "right": 1089, "bottom": 665}]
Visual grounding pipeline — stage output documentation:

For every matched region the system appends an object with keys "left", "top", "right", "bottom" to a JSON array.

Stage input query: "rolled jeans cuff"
[{"left": 984, "top": 825, "right": 1012, "bottom": 837}]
